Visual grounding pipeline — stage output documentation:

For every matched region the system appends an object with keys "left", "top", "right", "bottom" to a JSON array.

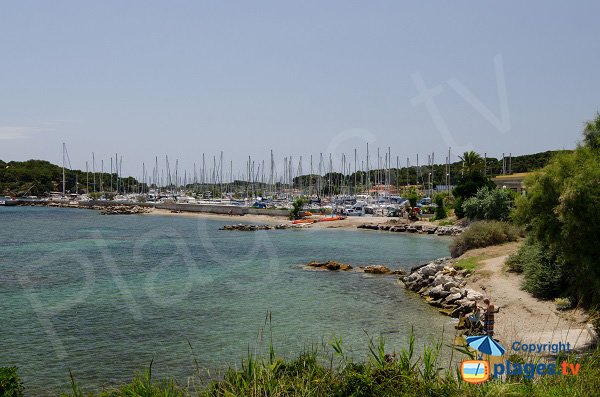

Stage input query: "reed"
[{"left": 52, "top": 328, "right": 600, "bottom": 397}]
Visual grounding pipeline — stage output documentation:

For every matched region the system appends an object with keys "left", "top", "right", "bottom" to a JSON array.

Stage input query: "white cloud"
[
  {"left": 0, "top": 126, "right": 29, "bottom": 140},
  {"left": 0, "top": 125, "right": 56, "bottom": 140}
]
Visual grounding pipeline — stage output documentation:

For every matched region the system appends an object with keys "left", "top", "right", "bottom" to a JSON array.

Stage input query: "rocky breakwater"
[
  {"left": 100, "top": 205, "right": 151, "bottom": 215},
  {"left": 219, "top": 224, "right": 292, "bottom": 231},
  {"left": 357, "top": 223, "right": 463, "bottom": 236},
  {"left": 401, "top": 258, "right": 484, "bottom": 318}
]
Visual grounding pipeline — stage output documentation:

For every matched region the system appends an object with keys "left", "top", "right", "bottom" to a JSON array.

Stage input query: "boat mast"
[{"left": 62, "top": 142, "right": 66, "bottom": 197}]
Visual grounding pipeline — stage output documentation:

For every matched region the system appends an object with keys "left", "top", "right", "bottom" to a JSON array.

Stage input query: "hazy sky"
[{"left": 1, "top": 1, "right": 599, "bottom": 178}]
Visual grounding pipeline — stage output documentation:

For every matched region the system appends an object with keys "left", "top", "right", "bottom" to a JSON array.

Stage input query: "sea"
[{"left": 0, "top": 206, "right": 452, "bottom": 395}]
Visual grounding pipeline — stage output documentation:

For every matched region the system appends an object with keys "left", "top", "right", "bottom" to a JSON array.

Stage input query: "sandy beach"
[{"left": 146, "top": 207, "right": 412, "bottom": 230}]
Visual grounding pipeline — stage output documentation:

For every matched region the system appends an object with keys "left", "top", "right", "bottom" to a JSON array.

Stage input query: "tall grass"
[
  {"left": 450, "top": 221, "right": 522, "bottom": 258},
  {"left": 55, "top": 332, "right": 600, "bottom": 397}
]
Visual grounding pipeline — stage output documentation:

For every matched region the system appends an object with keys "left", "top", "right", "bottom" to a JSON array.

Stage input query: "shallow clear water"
[{"left": 0, "top": 207, "right": 452, "bottom": 395}]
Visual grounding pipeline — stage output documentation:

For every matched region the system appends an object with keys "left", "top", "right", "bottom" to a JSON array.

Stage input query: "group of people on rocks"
[{"left": 458, "top": 298, "right": 497, "bottom": 338}]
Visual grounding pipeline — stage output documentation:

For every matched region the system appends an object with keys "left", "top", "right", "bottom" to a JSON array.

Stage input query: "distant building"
[
  {"left": 368, "top": 184, "right": 399, "bottom": 195},
  {"left": 492, "top": 173, "right": 530, "bottom": 193},
  {"left": 435, "top": 185, "right": 455, "bottom": 193}
]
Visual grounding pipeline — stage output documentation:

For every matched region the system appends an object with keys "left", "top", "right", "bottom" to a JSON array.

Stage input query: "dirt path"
[{"left": 463, "top": 246, "right": 595, "bottom": 351}]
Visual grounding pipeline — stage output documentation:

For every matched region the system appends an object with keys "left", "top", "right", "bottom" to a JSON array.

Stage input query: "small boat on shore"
[
  {"left": 292, "top": 219, "right": 317, "bottom": 224},
  {"left": 318, "top": 216, "right": 346, "bottom": 222}
]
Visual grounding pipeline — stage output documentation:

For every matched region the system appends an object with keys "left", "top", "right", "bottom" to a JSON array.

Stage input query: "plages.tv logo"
[
  {"left": 461, "top": 360, "right": 490, "bottom": 384},
  {"left": 460, "top": 335, "right": 504, "bottom": 384},
  {"left": 460, "top": 336, "right": 580, "bottom": 384}
]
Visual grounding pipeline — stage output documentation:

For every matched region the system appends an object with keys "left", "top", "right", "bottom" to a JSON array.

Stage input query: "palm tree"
[
  {"left": 459, "top": 151, "right": 484, "bottom": 175},
  {"left": 583, "top": 112, "right": 600, "bottom": 149}
]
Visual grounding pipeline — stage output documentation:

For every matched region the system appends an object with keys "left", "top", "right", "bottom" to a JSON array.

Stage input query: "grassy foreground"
[{"left": 40, "top": 334, "right": 597, "bottom": 397}]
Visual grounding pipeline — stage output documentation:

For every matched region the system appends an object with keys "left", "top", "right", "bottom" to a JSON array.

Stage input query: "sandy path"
[{"left": 464, "top": 249, "right": 594, "bottom": 351}]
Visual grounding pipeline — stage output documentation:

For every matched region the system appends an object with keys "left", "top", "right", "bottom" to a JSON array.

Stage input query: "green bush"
[
  {"left": 289, "top": 197, "right": 308, "bottom": 220},
  {"left": 453, "top": 196, "right": 465, "bottom": 219},
  {"left": 449, "top": 221, "right": 521, "bottom": 258},
  {"left": 506, "top": 238, "right": 540, "bottom": 273},
  {"left": 521, "top": 245, "right": 568, "bottom": 300},
  {"left": 0, "top": 367, "right": 24, "bottom": 397},
  {"left": 434, "top": 194, "right": 447, "bottom": 220},
  {"left": 462, "top": 187, "right": 513, "bottom": 221},
  {"left": 507, "top": 239, "right": 568, "bottom": 300},
  {"left": 406, "top": 188, "right": 419, "bottom": 207}
]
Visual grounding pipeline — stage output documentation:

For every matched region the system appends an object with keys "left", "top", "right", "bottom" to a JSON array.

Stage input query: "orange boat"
[
  {"left": 292, "top": 219, "right": 317, "bottom": 224},
  {"left": 318, "top": 216, "right": 346, "bottom": 222}
]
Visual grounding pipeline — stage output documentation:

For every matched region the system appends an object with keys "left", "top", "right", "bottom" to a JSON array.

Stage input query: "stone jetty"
[
  {"left": 100, "top": 205, "right": 151, "bottom": 215},
  {"left": 357, "top": 223, "right": 463, "bottom": 236},
  {"left": 219, "top": 224, "right": 292, "bottom": 231},
  {"left": 400, "top": 258, "right": 483, "bottom": 317}
]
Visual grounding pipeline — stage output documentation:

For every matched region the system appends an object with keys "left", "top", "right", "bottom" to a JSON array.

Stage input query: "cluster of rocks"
[
  {"left": 307, "top": 260, "right": 353, "bottom": 271},
  {"left": 100, "top": 205, "right": 151, "bottom": 215},
  {"left": 357, "top": 223, "right": 463, "bottom": 236},
  {"left": 306, "top": 261, "right": 405, "bottom": 275},
  {"left": 401, "top": 258, "right": 484, "bottom": 317},
  {"left": 219, "top": 224, "right": 292, "bottom": 231}
]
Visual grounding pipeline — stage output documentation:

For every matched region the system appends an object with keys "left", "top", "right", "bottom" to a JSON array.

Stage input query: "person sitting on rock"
[{"left": 459, "top": 303, "right": 483, "bottom": 335}]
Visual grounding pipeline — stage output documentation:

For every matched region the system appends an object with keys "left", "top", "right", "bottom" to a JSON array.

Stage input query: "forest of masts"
[{"left": 62, "top": 143, "right": 514, "bottom": 199}]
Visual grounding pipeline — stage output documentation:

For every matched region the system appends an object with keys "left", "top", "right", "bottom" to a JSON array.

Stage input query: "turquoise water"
[{"left": 0, "top": 207, "right": 451, "bottom": 395}]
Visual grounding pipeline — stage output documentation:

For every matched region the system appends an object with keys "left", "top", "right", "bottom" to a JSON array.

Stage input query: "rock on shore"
[{"left": 401, "top": 258, "right": 483, "bottom": 317}]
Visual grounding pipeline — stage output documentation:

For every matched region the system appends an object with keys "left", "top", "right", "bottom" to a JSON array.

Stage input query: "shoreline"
[
  {"left": 14, "top": 202, "right": 458, "bottom": 234},
  {"left": 147, "top": 207, "right": 396, "bottom": 230}
]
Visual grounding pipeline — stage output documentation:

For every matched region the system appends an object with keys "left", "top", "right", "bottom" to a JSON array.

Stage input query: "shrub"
[
  {"left": 406, "top": 189, "right": 418, "bottom": 207},
  {"left": 507, "top": 240, "right": 568, "bottom": 300},
  {"left": 289, "top": 197, "right": 308, "bottom": 220},
  {"left": 434, "top": 194, "right": 447, "bottom": 220},
  {"left": 521, "top": 245, "right": 568, "bottom": 300},
  {"left": 506, "top": 238, "right": 541, "bottom": 273},
  {"left": 462, "top": 187, "right": 513, "bottom": 221},
  {"left": 449, "top": 221, "right": 521, "bottom": 258},
  {"left": 0, "top": 367, "right": 24, "bottom": 397},
  {"left": 453, "top": 196, "right": 465, "bottom": 219}
]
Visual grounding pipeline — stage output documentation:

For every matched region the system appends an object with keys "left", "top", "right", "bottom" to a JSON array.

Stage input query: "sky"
[{"left": 1, "top": 1, "right": 599, "bottom": 179}]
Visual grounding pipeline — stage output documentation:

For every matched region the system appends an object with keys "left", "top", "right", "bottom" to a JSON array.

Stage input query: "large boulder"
[
  {"left": 419, "top": 263, "right": 445, "bottom": 277},
  {"left": 449, "top": 287, "right": 463, "bottom": 295},
  {"left": 428, "top": 284, "right": 450, "bottom": 299},
  {"left": 364, "top": 265, "right": 392, "bottom": 274},
  {"left": 445, "top": 292, "right": 463, "bottom": 303},
  {"left": 432, "top": 273, "right": 454, "bottom": 287},
  {"left": 444, "top": 281, "right": 459, "bottom": 290},
  {"left": 465, "top": 289, "right": 484, "bottom": 301}
]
